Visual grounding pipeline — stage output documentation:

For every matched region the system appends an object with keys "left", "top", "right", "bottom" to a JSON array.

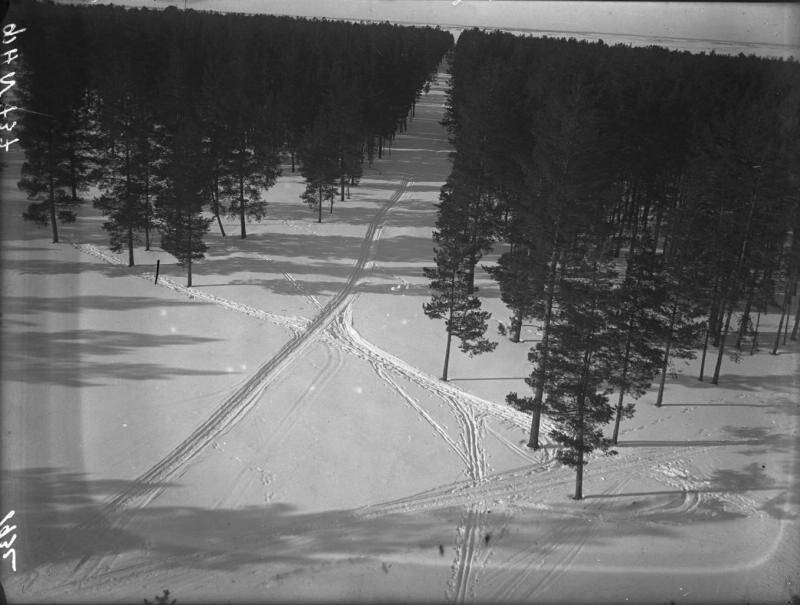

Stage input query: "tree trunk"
[
  {"left": 735, "top": 278, "right": 756, "bottom": 349},
  {"left": 528, "top": 248, "right": 559, "bottom": 449},
  {"left": 707, "top": 298, "right": 720, "bottom": 349},
  {"left": 573, "top": 397, "right": 584, "bottom": 500},
  {"left": 318, "top": 187, "right": 322, "bottom": 223},
  {"left": 239, "top": 176, "right": 246, "bottom": 238},
  {"left": 291, "top": 150, "right": 295, "bottom": 173},
  {"left": 511, "top": 312, "right": 522, "bottom": 343},
  {"left": 213, "top": 176, "right": 226, "bottom": 237},
  {"left": 652, "top": 198, "right": 665, "bottom": 252},
  {"left": 782, "top": 280, "right": 795, "bottom": 344},
  {"left": 69, "top": 130, "right": 79, "bottom": 202},
  {"left": 442, "top": 330, "right": 453, "bottom": 382},
  {"left": 187, "top": 258, "right": 192, "bottom": 287},
  {"left": 711, "top": 304, "right": 734, "bottom": 384},
  {"left": 699, "top": 322, "right": 710, "bottom": 381},
  {"left": 611, "top": 326, "right": 633, "bottom": 444},
  {"left": 126, "top": 146, "right": 134, "bottom": 266},
  {"left": 791, "top": 298, "right": 800, "bottom": 341},
  {"left": 128, "top": 225, "right": 134, "bottom": 267},
  {"left": 655, "top": 300, "right": 679, "bottom": 407},
  {"left": 772, "top": 281, "right": 791, "bottom": 355},
  {"left": 442, "top": 275, "right": 457, "bottom": 381},
  {"left": 750, "top": 310, "right": 761, "bottom": 354},
  {"left": 340, "top": 174, "right": 345, "bottom": 202},
  {"left": 49, "top": 127, "right": 59, "bottom": 243}
]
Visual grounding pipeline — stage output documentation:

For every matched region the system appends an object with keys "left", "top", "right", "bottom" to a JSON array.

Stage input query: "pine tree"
[
  {"left": 531, "top": 246, "right": 619, "bottom": 500},
  {"left": 18, "top": 118, "right": 80, "bottom": 243},
  {"left": 298, "top": 112, "right": 340, "bottom": 223},
  {"left": 423, "top": 231, "right": 496, "bottom": 381},
  {"left": 608, "top": 243, "right": 672, "bottom": 442}
]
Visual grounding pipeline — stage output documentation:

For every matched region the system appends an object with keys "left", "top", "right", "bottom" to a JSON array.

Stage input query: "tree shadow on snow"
[
  {"left": 2, "top": 329, "right": 227, "bottom": 387},
  {"left": 7, "top": 463, "right": 793, "bottom": 602},
  {"left": 671, "top": 370, "right": 799, "bottom": 394},
  {"left": 3, "top": 295, "right": 207, "bottom": 316}
]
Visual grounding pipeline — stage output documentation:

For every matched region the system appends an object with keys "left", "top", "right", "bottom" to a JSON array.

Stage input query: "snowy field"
[{"left": 1, "top": 72, "right": 799, "bottom": 604}]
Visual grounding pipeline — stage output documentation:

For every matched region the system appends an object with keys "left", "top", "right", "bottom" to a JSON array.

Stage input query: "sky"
[{"left": 68, "top": 1, "right": 800, "bottom": 59}]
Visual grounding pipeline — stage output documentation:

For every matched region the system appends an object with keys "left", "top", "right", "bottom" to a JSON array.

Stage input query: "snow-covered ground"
[{"left": 1, "top": 73, "right": 799, "bottom": 604}]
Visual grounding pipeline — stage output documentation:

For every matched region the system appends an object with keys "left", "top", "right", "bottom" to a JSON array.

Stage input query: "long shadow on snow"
[
  {"left": 669, "top": 369, "right": 799, "bottom": 394},
  {"left": 202, "top": 232, "right": 435, "bottom": 267},
  {"left": 2, "top": 295, "right": 208, "bottom": 316},
  {"left": 3, "top": 329, "right": 226, "bottom": 387},
  {"left": 0, "top": 467, "right": 733, "bottom": 581},
  {"left": 618, "top": 426, "right": 793, "bottom": 455},
  {"left": 1, "top": 256, "right": 149, "bottom": 277},
  {"left": 0, "top": 468, "right": 169, "bottom": 569}
]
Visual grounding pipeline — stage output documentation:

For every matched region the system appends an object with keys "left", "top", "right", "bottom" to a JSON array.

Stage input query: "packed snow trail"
[{"left": 75, "top": 178, "right": 411, "bottom": 527}]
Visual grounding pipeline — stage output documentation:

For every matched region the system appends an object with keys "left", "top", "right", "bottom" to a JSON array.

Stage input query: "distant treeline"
[
  {"left": 9, "top": 1, "right": 453, "bottom": 283},
  {"left": 426, "top": 29, "right": 800, "bottom": 498}
]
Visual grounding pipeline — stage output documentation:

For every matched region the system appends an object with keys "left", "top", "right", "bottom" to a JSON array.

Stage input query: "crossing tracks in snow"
[{"left": 71, "top": 179, "right": 412, "bottom": 528}]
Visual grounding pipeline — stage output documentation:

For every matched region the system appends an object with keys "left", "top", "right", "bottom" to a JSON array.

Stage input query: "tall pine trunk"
[
  {"left": 572, "top": 333, "right": 594, "bottom": 501},
  {"left": 144, "top": 162, "right": 152, "bottom": 250},
  {"left": 49, "top": 126, "right": 59, "bottom": 243},
  {"left": 699, "top": 322, "right": 711, "bottom": 381},
  {"left": 750, "top": 310, "right": 761, "bottom": 354},
  {"left": 442, "top": 330, "right": 453, "bottom": 382},
  {"left": 735, "top": 279, "right": 756, "bottom": 349},
  {"left": 213, "top": 175, "right": 225, "bottom": 237},
  {"left": 700, "top": 278, "right": 722, "bottom": 379},
  {"left": 441, "top": 274, "right": 457, "bottom": 381},
  {"left": 126, "top": 146, "right": 135, "bottom": 266},
  {"left": 128, "top": 225, "right": 134, "bottom": 267},
  {"left": 318, "top": 186, "right": 322, "bottom": 223},
  {"left": 528, "top": 247, "right": 559, "bottom": 449},
  {"left": 772, "top": 278, "right": 792, "bottom": 355},
  {"left": 511, "top": 312, "right": 522, "bottom": 343},
  {"left": 574, "top": 392, "right": 585, "bottom": 500},
  {"left": 782, "top": 281, "right": 794, "bottom": 344},
  {"left": 655, "top": 300, "right": 679, "bottom": 407},
  {"left": 611, "top": 325, "right": 633, "bottom": 444},
  {"left": 239, "top": 175, "right": 246, "bottom": 239},
  {"left": 711, "top": 303, "right": 734, "bottom": 384}
]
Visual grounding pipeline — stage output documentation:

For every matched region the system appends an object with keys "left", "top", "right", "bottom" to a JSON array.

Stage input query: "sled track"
[{"left": 76, "top": 178, "right": 412, "bottom": 524}]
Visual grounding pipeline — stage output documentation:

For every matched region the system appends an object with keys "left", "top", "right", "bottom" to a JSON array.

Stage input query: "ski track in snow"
[
  {"left": 282, "top": 270, "right": 324, "bottom": 309},
  {"left": 213, "top": 342, "right": 344, "bottom": 510},
  {"left": 448, "top": 503, "right": 483, "bottom": 603},
  {"left": 51, "top": 72, "right": 773, "bottom": 602},
  {"left": 482, "top": 475, "right": 632, "bottom": 603},
  {"left": 68, "top": 226, "right": 748, "bottom": 603},
  {"left": 66, "top": 178, "right": 412, "bottom": 584}
]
